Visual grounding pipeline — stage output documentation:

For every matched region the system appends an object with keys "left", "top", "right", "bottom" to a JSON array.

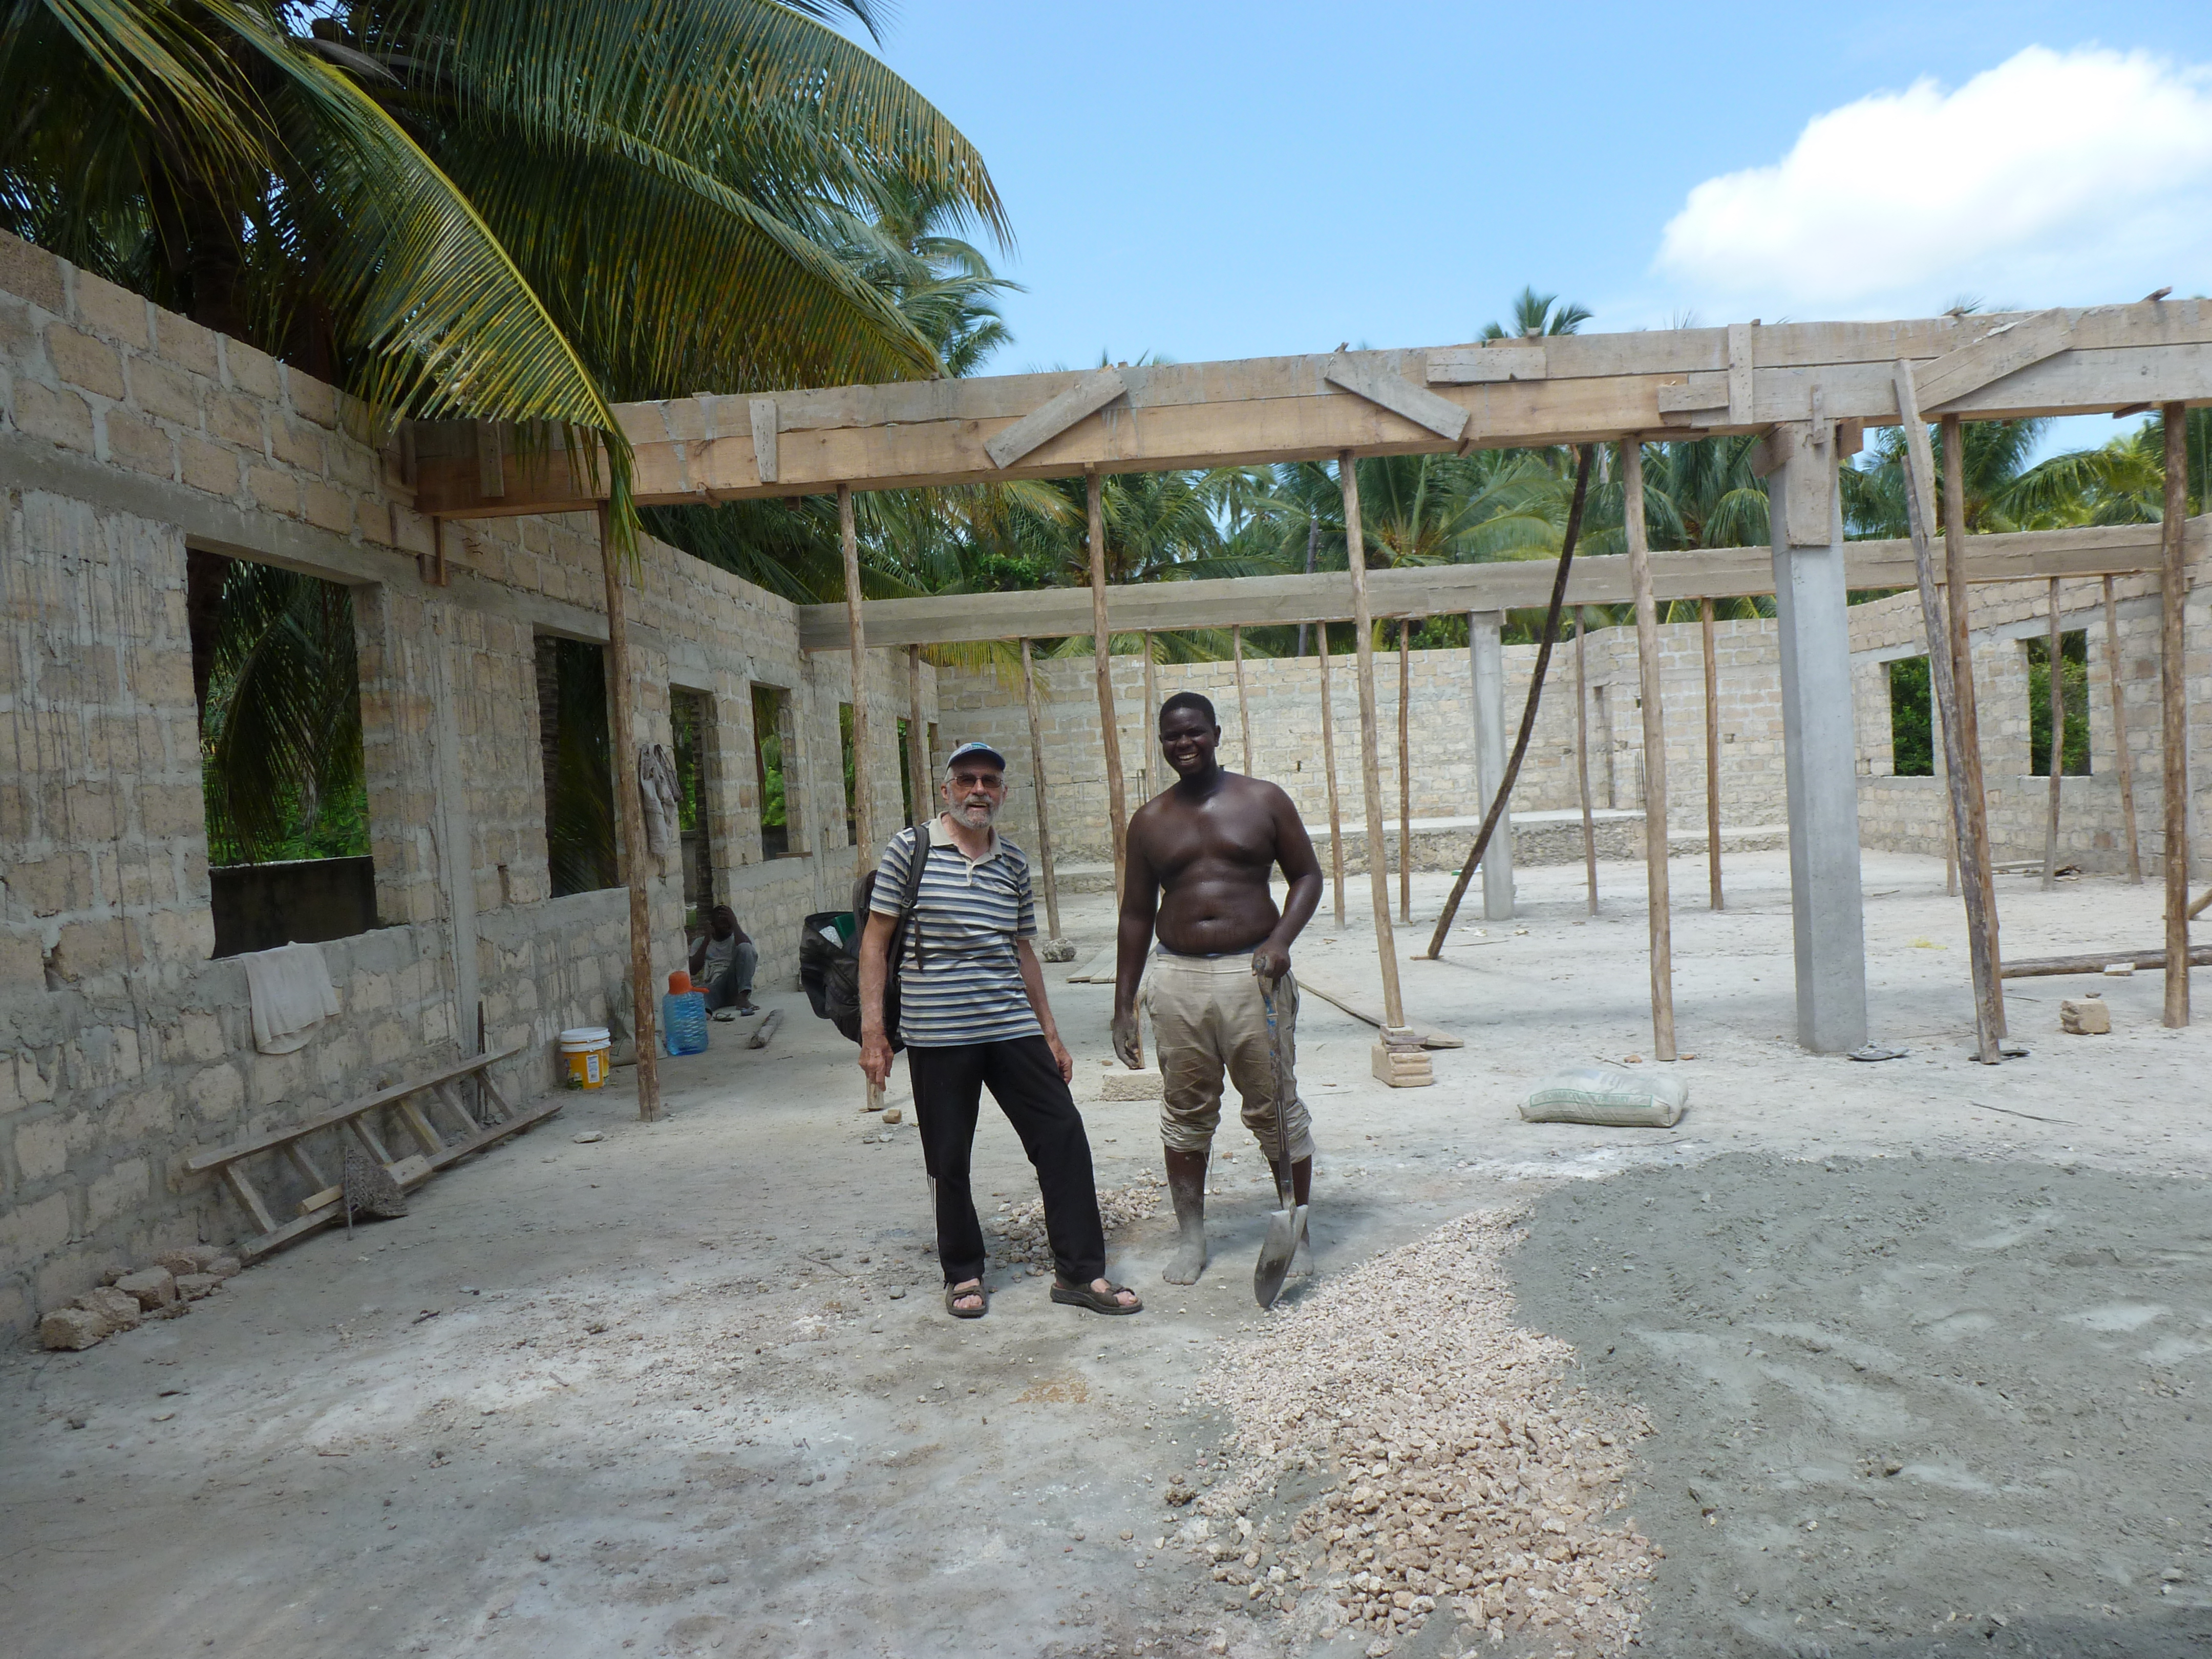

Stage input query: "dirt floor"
[{"left": 5, "top": 847, "right": 2209, "bottom": 1658}]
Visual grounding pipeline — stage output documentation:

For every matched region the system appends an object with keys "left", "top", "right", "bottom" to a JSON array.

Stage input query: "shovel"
[{"left": 1252, "top": 976, "right": 1308, "bottom": 1309}]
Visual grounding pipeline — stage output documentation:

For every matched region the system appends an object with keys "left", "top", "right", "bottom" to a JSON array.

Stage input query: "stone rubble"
[
  {"left": 1183, "top": 1207, "right": 1655, "bottom": 1655},
  {"left": 986, "top": 1176, "right": 1163, "bottom": 1270},
  {"left": 37, "top": 1251, "right": 241, "bottom": 1350}
]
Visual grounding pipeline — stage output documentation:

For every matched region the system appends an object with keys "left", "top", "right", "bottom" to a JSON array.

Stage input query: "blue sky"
[{"left": 842, "top": 3, "right": 2212, "bottom": 451}]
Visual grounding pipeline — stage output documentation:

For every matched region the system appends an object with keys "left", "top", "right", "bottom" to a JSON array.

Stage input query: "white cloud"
[{"left": 1654, "top": 46, "right": 2212, "bottom": 317}]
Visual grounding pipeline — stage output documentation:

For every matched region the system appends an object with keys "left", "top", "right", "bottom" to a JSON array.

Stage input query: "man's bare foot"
[{"left": 1163, "top": 1145, "right": 1209, "bottom": 1285}]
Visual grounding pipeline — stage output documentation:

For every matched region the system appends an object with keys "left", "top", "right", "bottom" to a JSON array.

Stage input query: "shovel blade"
[{"left": 1253, "top": 1204, "right": 1308, "bottom": 1308}]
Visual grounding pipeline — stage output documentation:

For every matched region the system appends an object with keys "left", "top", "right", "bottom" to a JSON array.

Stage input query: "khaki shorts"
[{"left": 1145, "top": 950, "right": 1314, "bottom": 1162}]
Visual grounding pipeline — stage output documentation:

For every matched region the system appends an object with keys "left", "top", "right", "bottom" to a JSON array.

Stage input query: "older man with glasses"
[{"left": 858, "top": 741, "right": 1141, "bottom": 1321}]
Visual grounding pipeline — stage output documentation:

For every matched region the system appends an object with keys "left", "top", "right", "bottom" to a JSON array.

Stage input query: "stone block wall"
[{"left": 0, "top": 230, "right": 928, "bottom": 1341}]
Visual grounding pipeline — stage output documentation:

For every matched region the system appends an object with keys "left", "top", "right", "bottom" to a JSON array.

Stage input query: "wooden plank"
[
  {"left": 283, "top": 1141, "right": 326, "bottom": 1191},
  {"left": 1623, "top": 441, "right": 1676, "bottom": 1062},
  {"left": 187, "top": 1048, "right": 523, "bottom": 1170},
  {"left": 1656, "top": 371, "right": 1729, "bottom": 416},
  {"left": 1397, "top": 620, "right": 1412, "bottom": 923},
  {"left": 222, "top": 1163, "right": 278, "bottom": 1236},
  {"left": 1294, "top": 973, "right": 1461, "bottom": 1049},
  {"left": 1232, "top": 626, "right": 1253, "bottom": 773},
  {"left": 2104, "top": 575, "right": 2143, "bottom": 883},
  {"left": 750, "top": 397, "right": 778, "bottom": 484},
  {"left": 1065, "top": 942, "right": 1118, "bottom": 983},
  {"left": 1325, "top": 354, "right": 1472, "bottom": 443},
  {"left": 1575, "top": 607, "right": 1597, "bottom": 914},
  {"left": 984, "top": 367, "right": 1126, "bottom": 469},
  {"left": 601, "top": 504, "right": 664, "bottom": 1122},
  {"left": 2003, "top": 944, "right": 2212, "bottom": 978},
  {"left": 1727, "top": 323, "right": 1756, "bottom": 423},
  {"left": 398, "top": 1097, "right": 446, "bottom": 1159},
  {"left": 1424, "top": 344, "right": 1546, "bottom": 385},
  {"left": 1701, "top": 598, "right": 1722, "bottom": 911},
  {"left": 2163, "top": 403, "right": 2192, "bottom": 1028},
  {"left": 1317, "top": 625, "right": 1346, "bottom": 928},
  {"left": 2043, "top": 577, "right": 2064, "bottom": 890},
  {"left": 840, "top": 483, "right": 875, "bottom": 882},
  {"left": 1943, "top": 414, "right": 2004, "bottom": 1025},
  {"left": 475, "top": 418, "right": 504, "bottom": 497},
  {"left": 1897, "top": 361, "right": 2005, "bottom": 1064},
  {"left": 1087, "top": 472, "right": 1129, "bottom": 892},
  {"left": 1915, "top": 310, "right": 2071, "bottom": 410},
  {"left": 747, "top": 1008, "right": 784, "bottom": 1049},
  {"left": 431, "top": 1079, "right": 479, "bottom": 1137},
  {"left": 1019, "top": 639, "right": 1064, "bottom": 943}
]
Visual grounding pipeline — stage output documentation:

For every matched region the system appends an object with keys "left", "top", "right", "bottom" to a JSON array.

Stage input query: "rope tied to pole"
[{"left": 1424, "top": 445, "right": 1594, "bottom": 957}]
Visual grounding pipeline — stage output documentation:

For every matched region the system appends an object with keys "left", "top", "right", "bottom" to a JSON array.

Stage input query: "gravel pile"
[
  {"left": 1186, "top": 1207, "right": 1655, "bottom": 1655},
  {"left": 986, "top": 1175, "right": 1163, "bottom": 1270}
]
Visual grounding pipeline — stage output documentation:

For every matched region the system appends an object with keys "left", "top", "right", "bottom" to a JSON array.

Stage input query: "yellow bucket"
[{"left": 559, "top": 1026, "right": 611, "bottom": 1089}]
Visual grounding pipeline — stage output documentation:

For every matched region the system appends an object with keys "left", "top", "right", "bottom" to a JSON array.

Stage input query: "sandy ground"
[{"left": 4, "top": 847, "right": 2209, "bottom": 1659}]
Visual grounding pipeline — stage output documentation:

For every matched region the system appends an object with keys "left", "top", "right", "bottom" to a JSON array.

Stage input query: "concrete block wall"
[
  {"left": 0, "top": 230, "right": 929, "bottom": 1341},
  {"left": 938, "top": 616, "right": 1794, "bottom": 864}
]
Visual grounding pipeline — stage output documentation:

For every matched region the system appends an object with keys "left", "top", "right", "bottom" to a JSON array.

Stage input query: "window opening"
[
  {"left": 751, "top": 684, "right": 793, "bottom": 859},
  {"left": 1887, "top": 656, "right": 1933, "bottom": 777},
  {"left": 188, "top": 548, "right": 375, "bottom": 956},
  {"left": 838, "top": 701, "right": 858, "bottom": 845},
  {"left": 670, "top": 688, "right": 715, "bottom": 927},
  {"left": 896, "top": 716, "right": 914, "bottom": 825},
  {"left": 536, "top": 635, "right": 619, "bottom": 897},
  {"left": 2025, "top": 630, "right": 2090, "bottom": 777}
]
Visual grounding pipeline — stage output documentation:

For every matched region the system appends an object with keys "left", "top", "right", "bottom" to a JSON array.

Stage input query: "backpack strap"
[{"left": 898, "top": 820, "right": 930, "bottom": 969}]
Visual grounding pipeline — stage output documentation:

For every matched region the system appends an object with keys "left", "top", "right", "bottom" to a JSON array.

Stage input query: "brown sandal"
[
  {"left": 1050, "top": 1280, "right": 1142, "bottom": 1315},
  {"left": 944, "top": 1279, "right": 988, "bottom": 1319}
]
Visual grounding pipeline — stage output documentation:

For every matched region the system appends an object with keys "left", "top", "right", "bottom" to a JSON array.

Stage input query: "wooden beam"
[
  {"left": 1317, "top": 625, "right": 1346, "bottom": 928},
  {"left": 1575, "top": 607, "right": 1597, "bottom": 915},
  {"left": 1424, "top": 344, "right": 1545, "bottom": 385},
  {"left": 1896, "top": 364, "right": 2004, "bottom": 1064},
  {"left": 906, "top": 646, "right": 929, "bottom": 824},
  {"left": 2163, "top": 403, "right": 2191, "bottom": 1028},
  {"left": 1140, "top": 631, "right": 1158, "bottom": 803},
  {"left": 598, "top": 506, "right": 662, "bottom": 1121},
  {"left": 985, "top": 366, "right": 1126, "bottom": 469},
  {"left": 1087, "top": 472, "right": 1129, "bottom": 892},
  {"left": 1232, "top": 626, "right": 1253, "bottom": 773},
  {"left": 407, "top": 301, "right": 2212, "bottom": 517},
  {"left": 1341, "top": 452, "right": 1428, "bottom": 1087},
  {"left": 1397, "top": 620, "right": 1413, "bottom": 923},
  {"left": 1701, "top": 597, "right": 1722, "bottom": 912},
  {"left": 840, "top": 483, "right": 874, "bottom": 879},
  {"left": 750, "top": 397, "right": 778, "bottom": 484},
  {"left": 1019, "top": 639, "right": 1064, "bottom": 946},
  {"left": 1623, "top": 442, "right": 1675, "bottom": 1062},
  {"left": 2104, "top": 574, "right": 2143, "bottom": 883},
  {"left": 1325, "top": 353, "right": 1471, "bottom": 443},
  {"left": 1943, "top": 414, "right": 2003, "bottom": 1028},
  {"left": 794, "top": 519, "right": 2192, "bottom": 650},
  {"left": 1915, "top": 310, "right": 2072, "bottom": 411}
]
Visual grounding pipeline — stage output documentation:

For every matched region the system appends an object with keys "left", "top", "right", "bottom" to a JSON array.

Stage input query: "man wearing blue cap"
[{"left": 857, "top": 741, "right": 1141, "bottom": 1321}]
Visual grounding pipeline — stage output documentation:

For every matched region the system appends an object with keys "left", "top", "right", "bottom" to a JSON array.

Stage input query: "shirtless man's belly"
[{"left": 1114, "top": 693, "right": 1324, "bottom": 1285}]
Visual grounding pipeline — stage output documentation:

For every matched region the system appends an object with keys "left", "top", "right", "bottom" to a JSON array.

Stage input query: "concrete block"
[
  {"left": 0, "top": 229, "right": 67, "bottom": 311},
  {"left": 78, "top": 1284, "right": 142, "bottom": 1332},
  {"left": 286, "top": 368, "right": 338, "bottom": 429},
  {"left": 175, "top": 1272, "right": 222, "bottom": 1301},
  {"left": 153, "top": 309, "right": 219, "bottom": 377},
  {"left": 206, "top": 389, "right": 264, "bottom": 450},
  {"left": 1371, "top": 1040, "right": 1434, "bottom": 1089},
  {"left": 153, "top": 1244, "right": 218, "bottom": 1277},
  {"left": 302, "top": 481, "right": 353, "bottom": 535},
  {"left": 1099, "top": 1066, "right": 1163, "bottom": 1101},
  {"left": 246, "top": 464, "right": 300, "bottom": 517},
  {"left": 45, "top": 322, "right": 125, "bottom": 398},
  {"left": 113, "top": 1266, "right": 176, "bottom": 1310},
  {"left": 39, "top": 1306, "right": 107, "bottom": 1351},
  {"left": 72, "top": 270, "right": 151, "bottom": 347},
  {"left": 222, "top": 336, "right": 280, "bottom": 399},
  {"left": 2060, "top": 996, "right": 2111, "bottom": 1035},
  {"left": 179, "top": 434, "right": 240, "bottom": 497},
  {"left": 5, "top": 852, "right": 94, "bottom": 917},
  {"left": 15, "top": 1116, "right": 69, "bottom": 1182},
  {"left": 15, "top": 380, "right": 95, "bottom": 452},
  {"left": 271, "top": 417, "right": 324, "bottom": 472},
  {"left": 85, "top": 1159, "right": 150, "bottom": 1229}
]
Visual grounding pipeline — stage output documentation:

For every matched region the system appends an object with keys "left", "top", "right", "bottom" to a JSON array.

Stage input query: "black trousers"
[{"left": 906, "top": 1035, "right": 1105, "bottom": 1287}]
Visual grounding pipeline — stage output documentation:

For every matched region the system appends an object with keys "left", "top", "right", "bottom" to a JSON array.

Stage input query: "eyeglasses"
[{"left": 949, "top": 771, "right": 1004, "bottom": 790}]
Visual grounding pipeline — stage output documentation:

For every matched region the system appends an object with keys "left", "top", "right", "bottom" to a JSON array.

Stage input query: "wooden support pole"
[
  {"left": 906, "top": 646, "right": 930, "bottom": 825},
  {"left": 2104, "top": 575, "right": 2143, "bottom": 883},
  {"left": 1942, "top": 414, "right": 2004, "bottom": 1027},
  {"left": 1700, "top": 597, "right": 1723, "bottom": 911},
  {"left": 2043, "top": 576, "right": 2065, "bottom": 890},
  {"left": 1140, "top": 630, "right": 1158, "bottom": 802},
  {"left": 1575, "top": 606, "right": 1597, "bottom": 914},
  {"left": 596, "top": 505, "right": 661, "bottom": 1123},
  {"left": 1396, "top": 619, "right": 1414, "bottom": 922},
  {"left": 1087, "top": 470, "right": 1129, "bottom": 892},
  {"left": 1902, "top": 372, "right": 2004, "bottom": 1062},
  {"left": 1622, "top": 442, "right": 1676, "bottom": 1062},
  {"left": 1232, "top": 626, "right": 1253, "bottom": 774},
  {"left": 2161, "top": 403, "right": 2190, "bottom": 1028},
  {"left": 840, "top": 483, "right": 875, "bottom": 879},
  {"left": 1018, "top": 637, "right": 1064, "bottom": 945},
  {"left": 1340, "top": 452, "right": 1428, "bottom": 1085},
  {"left": 1937, "top": 691, "right": 1959, "bottom": 897},
  {"left": 1317, "top": 622, "right": 1346, "bottom": 927}
]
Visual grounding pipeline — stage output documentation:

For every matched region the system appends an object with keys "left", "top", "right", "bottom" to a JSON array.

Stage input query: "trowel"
[{"left": 1252, "top": 977, "right": 1307, "bottom": 1309}]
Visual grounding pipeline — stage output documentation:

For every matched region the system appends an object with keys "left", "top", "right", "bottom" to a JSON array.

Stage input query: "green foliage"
[
  {"left": 1887, "top": 656, "right": 1933, "bottom": 778},
  {"left": 542, "top": 637, "right": 618, "bottom": 896},
  {"left": 2025, "top": 632, "right": 2091, "bottom": 778}
]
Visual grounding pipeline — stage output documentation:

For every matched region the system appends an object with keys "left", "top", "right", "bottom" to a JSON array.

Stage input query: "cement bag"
[{"left": 1520, "top": 1064, "right": 1687, "bottom": 1128}]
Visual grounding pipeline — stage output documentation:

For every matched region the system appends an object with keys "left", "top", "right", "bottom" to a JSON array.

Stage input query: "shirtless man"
[{"left": 1112, "top": 692, "right": 1324, "bottom": 1285}]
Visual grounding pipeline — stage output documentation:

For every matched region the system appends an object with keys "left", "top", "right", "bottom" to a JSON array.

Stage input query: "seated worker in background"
[{"left": 689, "top": 905, "right": 758, "bottom": 1018}]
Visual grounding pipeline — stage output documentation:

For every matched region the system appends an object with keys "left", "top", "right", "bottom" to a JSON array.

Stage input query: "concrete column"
[
  {"left": 1469, "top": 609, "right": 1515, "bottom": 920},
  {"left": 1768, "top": 427, "right": 1868, "bottom": 1052}
]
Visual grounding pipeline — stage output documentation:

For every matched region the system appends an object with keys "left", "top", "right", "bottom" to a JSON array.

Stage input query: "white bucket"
[{"left": 559, "top": 1025, "right": 612, "bottom": 1089}]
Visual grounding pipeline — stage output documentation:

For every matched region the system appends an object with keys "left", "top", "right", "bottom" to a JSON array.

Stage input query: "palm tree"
[{"left": 1481, "top": 286, "right": 1593, "bottom": 340}]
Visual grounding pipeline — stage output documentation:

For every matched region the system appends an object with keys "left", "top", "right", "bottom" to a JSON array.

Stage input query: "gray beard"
[{"left": 950, "top": 800, "right": 998, "bottom": 828}]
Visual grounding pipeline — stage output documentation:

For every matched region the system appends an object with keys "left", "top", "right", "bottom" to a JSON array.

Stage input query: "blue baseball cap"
[{"left": 945, "top": 741, "right": 1006, "bottom": 771}]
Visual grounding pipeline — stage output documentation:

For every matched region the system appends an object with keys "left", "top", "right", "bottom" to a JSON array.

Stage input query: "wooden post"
[
  {"left": 906, "top": 646, "right": 930, "bottom": 826},
  {"left": 1140, "top": 630, "right": 1158, "bottom": 803},
  {"left": 1317, "top": 622, "right": 1346, "bottom": 927},
  {"left": 840, "top": 483, "right": 876, "bottom": 879},
  {"left": 2043, "top": 577, "right": 2064, "bottom": 890},
  {"left": 1232, "top": 626, "right": 1253, "bottom": 774},
  {"left": 2104, "top": 575, "right": 2143, "bottom": 883},
  {"left": 1339, "top": 452, "right": 1429, "bottom": 1087},
  {"left": 1087, "top": 470, "right": 1129, "bottom": 892},
  {"left": 1942, "top": 414, "right": 2004, "bottom": 1027},
  {"left": 1622, "top": 442, "right": 1676, "bottom": 1062},
  {"left": 1397, "top": 618, "right": 1413, "bottom": 923},
  {"left": 1937, "top": 693, "right": 1959, "bottom": 897},
  {"left": 1575, "top": 606, "right": 1597, "bottom": 914},
  {"left": 1900, "top": 370, "right": 2003, "bottom": 1062},
  {"left": 1699, "top": 597, "right": 1723, "bottom": 911},
  {"left": 1018, "top": 638, "right": 1065, "bottom": 945},
  {"left": 2161, "top": 403, "right": 2190, "bottom": 1028},
  {"left": 595, "top": 505, "right": 661, "bottom": 1123}
]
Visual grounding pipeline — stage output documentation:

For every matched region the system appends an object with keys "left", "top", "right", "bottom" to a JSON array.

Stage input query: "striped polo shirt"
[{"left": 870, "top": 818, "right": 1040, "bottom": 1048}]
